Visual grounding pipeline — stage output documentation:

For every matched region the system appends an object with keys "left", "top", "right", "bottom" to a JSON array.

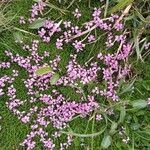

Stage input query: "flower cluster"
[
  {"left": 0, "top": 1, "right": 134, "bottom": 149},
  {"left": 38, "top": 20, "right": 61, "bottom": 43},
  {"left": 30, "top": 0, "right": 46, "bottom": 21},
  {"left": 0, "top": 39, "right": 101, "bottom": 149},
  {"left": 57, "top": 54, "right": 100, "bottom": 85},
  {"left": 26, "top": 1, "right": 127, "bottom": 54},
  {"left": 0, "top": 62, "right": 10, "bottom": 69},
  {"left": 92, "top": 43, "right": 131, "bottom": 101}
]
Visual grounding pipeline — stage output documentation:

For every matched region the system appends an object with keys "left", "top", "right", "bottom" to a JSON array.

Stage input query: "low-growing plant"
[{"left": 0, "top": 0, "right": 150, "bottom": 150}]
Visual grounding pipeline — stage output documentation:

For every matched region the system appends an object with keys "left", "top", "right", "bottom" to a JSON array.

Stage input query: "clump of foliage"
[
  {"left": 0, "top": 1, "right": 14, "bottom": 33},
  {"left": 0, "top": 0, "right": 150, "bottom": 150}
]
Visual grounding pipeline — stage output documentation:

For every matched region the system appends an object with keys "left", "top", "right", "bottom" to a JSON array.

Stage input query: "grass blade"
[{"left": 109, "top": 0, "right": 134, "bottom": 14}]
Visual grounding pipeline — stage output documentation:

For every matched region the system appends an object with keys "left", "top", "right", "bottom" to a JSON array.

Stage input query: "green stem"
[{"left": 14, "top": 27, "right": 37, "bottom": 36}]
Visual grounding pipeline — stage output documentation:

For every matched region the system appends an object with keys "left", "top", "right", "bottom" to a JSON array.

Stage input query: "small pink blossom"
[
  {"left": 147, "top": 98, "right": 150, "bottom": 105},
  {"left": 63, "top": 21, "right": 71, "bottom": 28},
  {"left": 56, "top": 38, "right": 63, "bottom": 49},
  {"left": 96, "top": 114, "right": 103, "bottom": 121},
  {"left": 19, "top": 16, "right": 26, "bottom": 24},
  {"left": 73, "top": 8, "right": 81, "bottom": 19},
  {"left": 72, "top": 40, "right": 85, "bottom": 52},
  {"left": 88, "top": 35, "right": 96, "bottom": 42}
]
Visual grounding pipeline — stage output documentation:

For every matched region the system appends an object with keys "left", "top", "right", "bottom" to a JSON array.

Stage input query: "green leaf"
[
  {"left": 29, "top": 18, "right": 46, "bottom": 29},
  {"left": 145, "top": 15, "right": 150, "bottom": 23},
  {"left": 119, "top": 78, "right": 136, "bottom": 95},
  {"left": 109, "top": 122, "right": 118, "bottom": 135},
  {"left": 133, "top": 29, "right": 142, "bottom": 61},
  {"left": 101, "top": 135, "right": 112, "bottom": 149},
  {"left": 61, "top": 125, "right": 106, "bottom": 137},
  {"left": 131, "top": 123, "right": 140, "bottom": 130},
  {"left": 124, "top": 14, "right": 135, "bottom": 21},
  {"left": 35, "top": 66, "right": 52, "bottom": 76},
  {"left": 46, "top": 2, "right": 69, "bottom": 14},
  {"left": 61, "top": 114, "right": 107, "bottom": 138},
  {"left": 132, "top": 100, "right": 147, "bottom": 109},
  {"left": 118, "top": 107, "right": 126, "bottom": 123},
  {"left": 109, "top": 0, "right": 134, "bottom": 14},
  {"left": 134, "top": 9, "right": 150, "bottom": 23},
  {"left": 13, "top": 31, "right": 23, "bottom": 43},
  {"left": 50, "top": 73, "right": 60, "bottom": 85}
]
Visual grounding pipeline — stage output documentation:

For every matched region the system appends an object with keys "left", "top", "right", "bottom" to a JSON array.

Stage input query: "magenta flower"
[
  {"left": 0, "top": 2, "right": 134, "bottom": 149},
  {"left": 38, "top": 28, "right": 46, "bottom": 37},
  {"left": 72, "top": 40, "right": 85, "bottom": 52},
  {"left": 92, "top": 8, "right": 101, "bottom": 19},
  {"left": 19, "top": 16, "right": 26, "bottom": 24},
  {"left": 114, "top": 22, "right": 124, "bottom": 31},
  {"left": 88, "top": 35, "right": 96, "bottom": 42},
  {"left": 56, "top": 38, "right": 63, "bottom": 49}
]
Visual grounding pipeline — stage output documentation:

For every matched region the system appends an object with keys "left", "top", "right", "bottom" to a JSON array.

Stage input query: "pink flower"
[
  {"left": 147, "top": 98, "right": 150, "bottom": 105},
  {"left": 96, "top": 114, "right": 103, "bottom": 121},
  {"left": 73, "top": 8, "right": 81, "bottom": 19},
  {"left": 0, "top": 89, "right": 4, "bottom": 96},
  {"left": 38, "top": 28, "right": 46, "bottom": 37},
  {"left": 92, "top": 8, "right": 101, "bottom": 18},
  {"left": 56, "top": 38, "right": 63, "bottom": 49},
  {"left": 114, "top": 23, "right": 124, "bottom": 31},
  {"left": 38, "top": 0, "right": 46, "bottom": 12},
  {"left": 19, "top": 16, "right": 26, "bottom": 24},
  {"left": 43, "top": 139, "right": 55, "bottom": 149},
  {"left": 144, "top": 42, "right": 150, "bottom": 50},
  {"left": 72, "top": 40, "right": 85, "bottom": 52},
  {"left": 21, "top": 116, "right": 30, "bottom": 123},
  {"left": 97, "top": 53, "right": 103, "bottom": 60},
  {"left": 88, "top": 35, "right": 96, "bottom": 42},
  {"left": 63, "top": 21, "right": 71, "bottom": 28},
  {"left": 44, "top": 51, "right": 50, "bottom": 57}
]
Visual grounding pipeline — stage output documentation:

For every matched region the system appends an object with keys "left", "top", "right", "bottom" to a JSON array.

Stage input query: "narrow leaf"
[
  {"left": 133, "top": 30, "right": 142, "bottom": 61},
  {"left": 142, "top": 80, "right": 150, "bottom": 91},
  {"left": 29, "top": 18, "right": 46, "bottom": 29},
  {"left": 61, "top": 125, "right": 106, "bottom": 137},
  {"left": 119, "top": 78, "right": 136, "bottom": 95},
  {"left": 13, "top": 31, "right": 23, "bottom": 43},
  {"left": 109, "top": 0, "right": 134, "bottom": 14},
  {"left": 134, "top": 8, "right": 150, "bottom": 23},
  {"left": 46, "top": 2, "right": 69, "bottom": 14},
  {"left": 101, "top": 135, "right": 112, "bottom": 149},
  {"left": 110, "top": 122, "right": 118, "bottom": 135},
  {"left": 35, "top": 66, "right": 52, "bottom": 76},
  {"left": 50, "top": 73, "right": 60, "bottom": 85},
  {"left": 132, "top": 100, "right": 147, "bottom": 109},
  {"left": 118, "top": 107, "right": 126, "bottom": 123}
]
